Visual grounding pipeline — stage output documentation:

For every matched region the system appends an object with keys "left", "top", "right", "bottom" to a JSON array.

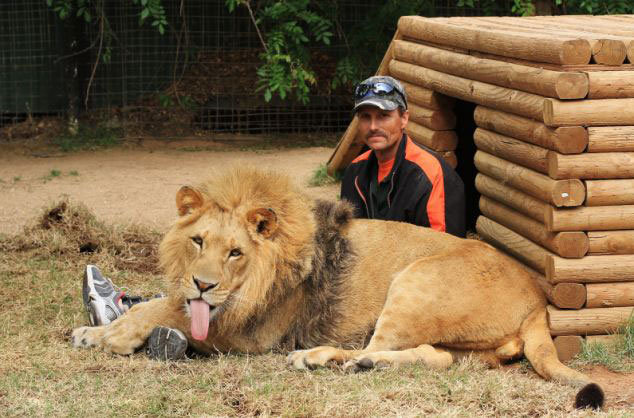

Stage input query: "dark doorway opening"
[{"left": 452, "top": 99, "right": 480, "bottom": 233}]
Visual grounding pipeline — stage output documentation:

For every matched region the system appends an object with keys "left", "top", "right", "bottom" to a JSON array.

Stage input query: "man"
[{"left": 340, "top": 76, "right": 465, "bottom": 237}]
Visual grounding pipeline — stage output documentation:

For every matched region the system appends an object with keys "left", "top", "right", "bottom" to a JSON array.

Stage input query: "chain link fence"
[{"left": 1, "top": 0, "right": 512, "bottom": 139}]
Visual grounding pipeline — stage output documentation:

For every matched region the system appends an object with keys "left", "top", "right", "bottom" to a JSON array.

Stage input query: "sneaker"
[
  {"left": 146, "top": 326, "right": 188, "bottom": 361},
  {"left": 82, "top": 265, "right": 125, "bottom": 326}
]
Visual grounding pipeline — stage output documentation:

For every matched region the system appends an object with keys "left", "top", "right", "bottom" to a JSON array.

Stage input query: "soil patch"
[{"left": 0, "top": 142, "right": 339, "bottom": 236}]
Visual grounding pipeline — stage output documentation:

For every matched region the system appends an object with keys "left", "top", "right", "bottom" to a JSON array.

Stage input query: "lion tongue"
[{"left": 190, "top": 299, "right": 210, "bottom": 341}]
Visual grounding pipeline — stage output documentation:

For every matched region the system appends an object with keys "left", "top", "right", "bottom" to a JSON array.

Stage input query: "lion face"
[{"left": 162, "top": 185, "right": 280, "bottom": 341}]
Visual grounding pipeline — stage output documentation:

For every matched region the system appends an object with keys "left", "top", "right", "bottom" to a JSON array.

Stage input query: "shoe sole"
[
  {"left": 83, "top": 266, "right": 100, "bottom": 326},
  {"left": 146, "top": 327, "right": 188, "bottom": 361},
  {"left": 83, "top": 265, "right": 119, "bottom": 326}
]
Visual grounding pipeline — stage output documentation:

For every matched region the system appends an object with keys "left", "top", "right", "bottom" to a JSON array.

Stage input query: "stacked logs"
[{"left": 327, "top": 15, "right": 634, "bottom": 361}]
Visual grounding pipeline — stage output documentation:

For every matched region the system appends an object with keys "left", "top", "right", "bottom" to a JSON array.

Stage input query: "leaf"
[{"left": 140, "top": 8, "right": 150, "bottom": 20}]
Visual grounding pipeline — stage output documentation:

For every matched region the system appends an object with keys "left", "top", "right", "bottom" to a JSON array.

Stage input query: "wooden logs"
[
  {"left": 475, "top": 216, "right": 551, "bottom": 273},
  {"left": 474, "top": 106, "right": 587, "bottom": 154},
  {"left": 586, "top": 335, "right": 618, "bottom": 345},
  {"left": 442, "top": 151, "right": 458, "bottom": 169},
  {"left": 475, "top": 174, "right": 549, "bottom": 223},
  {"left": 586, "top": 282, "right": 634, "bottom": 308},
  {"left": 587, "top": 71, "right": 634, "bottom": 99},
  {"left": 392, "top": 39, "right": 588, "bottom": 99},
  {"left": 474, "top": 128, "right": 549, "bottom": 174},
  {"left": 548, "top": 305, "right": 634, "bottom": 336},
  {"left": 397, "top": 16, "right": 592, "bottom": 65},
  {"left": 555, "top": 334, "right": 619, "bottom": 361},
  {"left": 327, "top": 118, "right": 364, "bottom": 177},
  {"left": 522, "top": 265, "right": 586, "bottom": 309},
  {"left": 389, "top": 60, "right": 545, "bottom": 121},
  {"left": 546, "top": 254, "right": 634, "bottom": 283},
  {"left": 588, "top": 231, "right": 634, "bottom": 254},
  {"left": 408, "top": 103, "right": 456, "bottom": 130},
  {"left": 585, "top": 179, "right": 634, "bottom": 206},
  {"left": 544, "top": 98, "right": 634, "bottom": 127},
  {"left": 468, "top": 16, "right": 628, "bottom": 65},
  {"left": 553, "top": 336, "right": 583, "bottom": 362},
  {"left": 405, "top": 122, "right": 457, "bottom": 152},
  {"left": 474, "top": 151, "right": 585, "bottom": 207},
  {"left": 587, "top": 126, "right": 634, "bottom": 152},
  {"left": 547, "top": 205, "right": 634, "bottom": 231},
  {"left": 550, "top": 283, "right": 587, "bottom": 309},
  {"left": 548, "top": 151, "right": 634, "bottom": 179},
  {"left": 399, "top": 81, "right": 455, "bottom": 110},
  {"left": 479, "top": 196, "right": 588, "bottom": 258}
]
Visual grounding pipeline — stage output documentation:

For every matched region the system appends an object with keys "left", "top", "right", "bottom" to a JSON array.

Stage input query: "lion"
[{"left": 72, "top": 166, "right": 603, "bottom": 409}]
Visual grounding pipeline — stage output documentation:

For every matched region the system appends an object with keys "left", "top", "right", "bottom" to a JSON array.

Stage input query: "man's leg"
[{"left": 81, "top": 265, "right": 187, "bottom": 360}]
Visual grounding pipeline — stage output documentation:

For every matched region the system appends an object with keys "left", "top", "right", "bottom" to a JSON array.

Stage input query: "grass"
[
  {"left": 53, "top": 123, "right": 122, "bottom": 152},
  {"left": 39, "top": 169, "right": 81, "bottom": 183},
  {"left": 0, "top": 201, "right": 630, "bottom": 416},
  {"left": 308, "top": 163, "right": 342, "bottom": 187},
  {"left": 574, "top": 315, "right": 634, "bottom": 372}
]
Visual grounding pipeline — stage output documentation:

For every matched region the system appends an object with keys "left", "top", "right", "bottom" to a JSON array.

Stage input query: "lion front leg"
[
  {"left": 72, "top": 297, "right": 185, "bottom": 355},
  {"left": 346, "top": 344, "right": 453, "bottom": 372}
]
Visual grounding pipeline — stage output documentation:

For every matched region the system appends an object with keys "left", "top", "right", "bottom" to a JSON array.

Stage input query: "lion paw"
[
  {"left": 344, "top": 355, "right": 389, "bottom": 373},
  {"left": 99, "top": 322, "right": 148, "bottom": 355},
  {"left": 71, "top": 326, "right": 105, "bottom": 348},
  {"left": 287, "top": 346, "right": 343, "bottom": 370}
]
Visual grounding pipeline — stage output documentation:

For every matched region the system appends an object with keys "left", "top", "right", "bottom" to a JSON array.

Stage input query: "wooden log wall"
[{"left": 327, "top": 15, "right": 634, "bottom": 361}]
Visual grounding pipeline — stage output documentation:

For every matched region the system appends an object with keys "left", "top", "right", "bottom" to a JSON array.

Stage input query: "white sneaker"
[{"left": 82, "top": 265, "right": 125, "bottom": 326}]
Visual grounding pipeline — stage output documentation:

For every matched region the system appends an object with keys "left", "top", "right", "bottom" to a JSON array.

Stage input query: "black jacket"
[{"left": 340, "top": 134, "right": 466, "bottom": 237}]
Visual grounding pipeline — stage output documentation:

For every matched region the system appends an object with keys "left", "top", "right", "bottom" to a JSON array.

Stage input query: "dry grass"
[{"left": 0, "top": 202, "right": 621, "bottom": 417}]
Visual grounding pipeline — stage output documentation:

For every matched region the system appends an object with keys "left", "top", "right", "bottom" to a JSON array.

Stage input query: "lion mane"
[{"left": 158, "top": 167, "right": 358, "bottom": 348}]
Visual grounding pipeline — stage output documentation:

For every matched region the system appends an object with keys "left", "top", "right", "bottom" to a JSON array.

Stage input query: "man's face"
[{"left": 356, "top": 106, "right": 409, "bottom": 155}]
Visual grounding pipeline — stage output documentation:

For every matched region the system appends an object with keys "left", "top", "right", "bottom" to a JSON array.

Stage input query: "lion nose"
[{"left": 193, "top": 277, "right": 217, "bottom": 292}]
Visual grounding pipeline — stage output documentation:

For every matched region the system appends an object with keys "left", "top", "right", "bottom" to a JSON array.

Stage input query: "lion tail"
[{"left": 520, "top": 308, "right": 604, "bottom": 410}]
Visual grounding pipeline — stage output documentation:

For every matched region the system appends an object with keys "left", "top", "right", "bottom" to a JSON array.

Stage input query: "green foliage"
[
  {"left": 227, "top": 0, "right": 334, "bottom": 104},
  {"left": 308, "top": 163, "right": 341, "bottom": 187},
  {"left": 53, "top": 123, "right": 121, "bottom": 152},
  {"left": 47, "top": 0, "right": 167, "bottom": 33},
  {"left": 555, "top": 0, "right": 634, "bottom": 14},
  {"left": 511, "top": 0, "right": 536, "bottom": 16}
]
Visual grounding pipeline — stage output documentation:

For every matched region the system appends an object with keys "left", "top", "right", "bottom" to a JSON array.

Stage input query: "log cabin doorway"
[{"left": 453, "top": 99, "right": 479, "bottom": 233}]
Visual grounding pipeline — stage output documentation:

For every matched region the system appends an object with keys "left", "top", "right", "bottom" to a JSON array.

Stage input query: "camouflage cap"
[{"left": 353, "top": 75, "right": 408, "bottom": 113}]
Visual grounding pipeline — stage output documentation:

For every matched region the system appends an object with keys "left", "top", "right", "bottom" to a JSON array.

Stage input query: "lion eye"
[
  {"left": 229, "top": 248, "right": 242, "bottom": 258},
  {"left": 191, "top": 236, "right": 203, "bottom": 247}
]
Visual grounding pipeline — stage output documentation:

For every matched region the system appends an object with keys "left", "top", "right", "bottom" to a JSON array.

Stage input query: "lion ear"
[
  {"left": 246, "top": 208, "right": 278, "bottom": 239},
  {"left": 176, "top": 186, "right": 204, "bottom": 216}
]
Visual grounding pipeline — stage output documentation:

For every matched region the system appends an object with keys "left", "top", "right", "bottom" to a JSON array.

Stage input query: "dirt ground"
[
  {"left": 0, "top": 141, "right": 339, "bottom": 236},
  {"left": 1, "top": 140, "right": 633, "bottom": 411}
]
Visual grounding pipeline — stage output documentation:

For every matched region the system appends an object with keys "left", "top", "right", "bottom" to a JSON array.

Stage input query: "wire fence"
[{"left": 1, "top": 0, "right": 512, "bottom": 138}]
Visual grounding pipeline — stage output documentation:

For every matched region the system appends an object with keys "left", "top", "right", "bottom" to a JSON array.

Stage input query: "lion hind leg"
[
  {"left": 495, "top": 336, "right": 524, "bottom": 361},
  {"left": 346, "top": 344, "right": 453, "bottom": 372},
  {"left": 287, "top": 346, "right": 362, "bottom": 370},
  {"left": 521, "top": 308, "right": 604, "bottom": 409}
]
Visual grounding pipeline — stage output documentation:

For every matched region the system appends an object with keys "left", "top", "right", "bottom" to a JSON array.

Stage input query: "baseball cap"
[{"left": 353, "top": 76, "right": 408, "bottom": 113}]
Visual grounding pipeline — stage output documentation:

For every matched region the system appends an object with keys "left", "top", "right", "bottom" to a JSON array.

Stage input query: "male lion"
[{"left": 72, "top": 167, "right": 603, "bottom": 409}]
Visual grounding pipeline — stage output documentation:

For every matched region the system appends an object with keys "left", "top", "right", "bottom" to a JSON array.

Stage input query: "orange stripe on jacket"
[
  {"left": 404, "top": 137, "right": 446, "bottom": 232},
  {"left": 351, "top": 149, "right": 372, "bottom": 164}
]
